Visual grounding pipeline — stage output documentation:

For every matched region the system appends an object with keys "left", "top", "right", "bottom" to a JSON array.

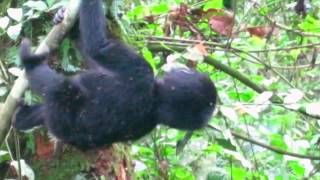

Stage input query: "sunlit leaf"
[
  {"left": 127, "top": 6, "right": 144, "bottom": 18},
  {"left": 235, "top": 103, "right": 259, "bottom": 119},
  {"left": 255, "top": 91, "right": 273, "bottom": 104},
  {"left": 171, "top": 167, "right": 194, "bottom": 179},
  {"left": 305, "top": 102, "right": 320, "bottom": 116},
  {"left": 0, "top": 87, "right": 8, "bottom": 97},
  {"left": 142, "top": 47, "right": 156, "bottom": 71},
  {"left": 10, "top": 160, "right": 35, "bottom": 180},
  {"left": 24, "top": 1, "right": 48, "bottom": 11},
  {"left": 284, "top": 89, "right": 304, "bottom": 104},
  {"left": 288, "top": 161, "right": 305, "bottom": 177},
  {"left": 0, "top": 150, "right": 10, "bottom": 163},
  {"left": 7, "top": 23, "right": 22, "bottom": 40},
  {"left": 283, "top": 89, "right": 303, "bottom": 110},
  {"left": 49, "top": 1, "right": 68, "bottom": 11},
  {"left": 203, "top": 0, "right": 224, "bottom": 10},
  {"left": 0, "top": 16, "right": 10, "bottom": 30},
  {"left": 220, "top": 106, "right": 238, "bottom": 122},
  {"left": 151, "top": 4, "right": 169, "bottom": 14},
  {"left": 270, "top": 134, "right": 287, "bottom": 150},
  {"left": 8, "top": 67, "right": 23, "bottom": 77},
  {"left": 7, "top": 8, "right": 23, "bottom": 22},
  {"left": 134, "top": 160, "right": 147, "bottom": 172}
]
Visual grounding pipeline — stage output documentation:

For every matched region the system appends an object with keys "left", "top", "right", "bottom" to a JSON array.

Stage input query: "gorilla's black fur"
[{"left": 13, "top": 0, "right": 217, "bottom": 150}]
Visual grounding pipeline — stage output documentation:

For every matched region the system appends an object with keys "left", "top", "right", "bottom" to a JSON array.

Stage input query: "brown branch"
[
  {"left": 146, "top": 36, "right": 320, "bottom": 53},
  {"left": 0, "top": 0, "right": 81, "bottom": 146},
  {"left": 147, "top": 42, "right": 320, "bottom": 119},
  {"left": 208, "top": 125, "right": 320, "bottom": 160},
  {"left": 204, "top": 56, "right": 320, "bottom": 119},
  {"left": 146, "top": 40, "right": 320, "bottom": 69}
]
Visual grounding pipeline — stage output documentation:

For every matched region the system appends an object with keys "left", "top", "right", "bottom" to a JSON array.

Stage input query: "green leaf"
[
  {"left": 289, "top": 49, "right": 301, "bottom": 60},
  {"left": 216, "top": 138, "right": 237, "bottom": 151},
  {"left": 127, "top": 6, "right": 144, "bottom": 18},
  {"left": 228, "top": 91, "right": 255, "bottom": 102},
  {"left": 137, "top": 146, "right": 154, "bottom": 156},
  {"left": 142, "top": 47, "right": 157, "bottom": 71},
  {"left": 151, "top": 4, "right": 169, "bottom": 14},
  {"left": 171, "top": 167, "right": 194, "bottom": 180},
  {"left": 0, "top": 151, "right": 10, "bottom": 163},
  {"left": 230, "top": 167, "right": 247, "bottom": 180},
  {"left": 270, "top": 134, "right": 287, "bottom": 150},
  {"left": 45, "top": 0, "right": 56, "bottom": 7},
  {"left": 162, "top": 146, "right": 175, "bottom": 156},
  {"left": 258, "top": 6, "right": 269, "bottom": 16},
  {"left": 298, "top": 15, "right": 320, "bottom": 32},
  {"left": 275, "top": 176, "right": 284, "bottom": 180},
  {"left": 203, "top": 0, "right": 224, "bottom": 10},
  {"left": 248, "top": 36, "right": 266, "bottom": 48},
  {"left": 142, "top": 47, "right": 153, "bottom": 62},
  {"left": 288, "top": 161, "right": 305, "bottom": 177}
]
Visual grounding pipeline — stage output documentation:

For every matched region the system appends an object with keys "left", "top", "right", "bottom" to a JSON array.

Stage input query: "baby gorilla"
[{"left": 13, "top": 0, "right": 217, "bottom": 150}]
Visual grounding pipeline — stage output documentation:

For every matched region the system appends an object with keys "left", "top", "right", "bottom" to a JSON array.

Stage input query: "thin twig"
[{"left": 208, "top": 125, "right": 320, "bottom": 160}]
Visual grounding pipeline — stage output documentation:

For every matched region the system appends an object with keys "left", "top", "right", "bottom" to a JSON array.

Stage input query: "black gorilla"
[{"left": 13, "top": 0, "right": 217, "bottom": 150}]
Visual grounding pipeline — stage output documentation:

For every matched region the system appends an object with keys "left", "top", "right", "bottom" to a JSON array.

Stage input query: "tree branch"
[
  {"left": 0, "top": 0, "right": 81, "bottom": 146},
  {"left": 147, "top": 42, "right": 320, "bottom": 119},
  {"left": 208, "top": 125, "right": 320, "bottom": 160}
]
